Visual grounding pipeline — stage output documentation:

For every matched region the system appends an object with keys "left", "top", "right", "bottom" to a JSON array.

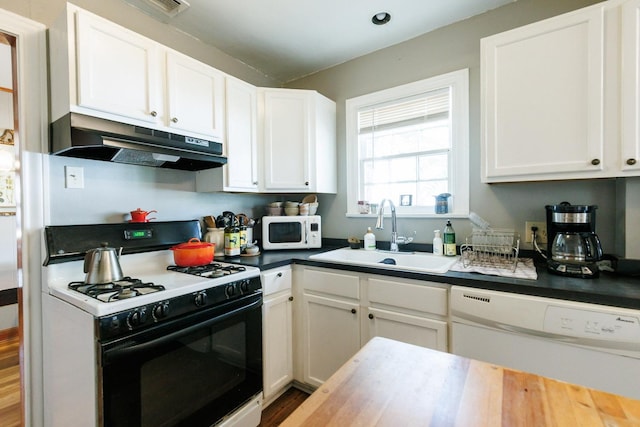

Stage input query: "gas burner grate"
[
  {"left": 167, "top": 263, "right": 246, "bottom": 278},
  {"left": 69, "top": 277, "right": 165, "bottom": 302}
]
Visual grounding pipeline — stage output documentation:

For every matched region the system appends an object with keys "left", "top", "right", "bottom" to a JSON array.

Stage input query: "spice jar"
[{"left": 224, "top": 223, "right": 240, "bottom": 257}]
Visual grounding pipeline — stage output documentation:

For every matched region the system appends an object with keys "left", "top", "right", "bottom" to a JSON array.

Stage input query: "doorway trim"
[{"left": 0, "top": 8, "right": 48, "bottom": 427}]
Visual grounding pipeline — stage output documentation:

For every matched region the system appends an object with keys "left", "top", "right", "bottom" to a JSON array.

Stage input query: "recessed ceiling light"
[{"left": 372, "top": 12, "right": 391, "bottom": 25}]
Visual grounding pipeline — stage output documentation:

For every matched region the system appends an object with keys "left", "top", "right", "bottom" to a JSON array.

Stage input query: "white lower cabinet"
[
  {"left": 295, "top": 266, "right": 448, "bottom": 388},
  {"left": 299, "top": 268, "right": 360, "bottom": 388},
  {"left": 365, "top": 277, "right": 448, "bottom": 351},
  {"left": 366, "top": 308, "right": 446, "bottom": 350},
  {"left": 302, "top": 294, "right": 360, "bottom": 388},
  {"left": 261, "top": 266, "right": 293, "bottom": 403}
]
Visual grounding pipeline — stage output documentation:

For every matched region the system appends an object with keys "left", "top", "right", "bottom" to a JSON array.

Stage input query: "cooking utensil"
[
  {"left": 203, "top": 215, "right": 216, "bottom": 228},
  {"left": 170, "top": 238, "right": 215, "bottom": 266},
  {"left": 84, "top": 243, "right": 124, "bottom": 284},
  {"left": 130, "top": 208, "right": 157, "bottom": 223},
  {"left": 216, "top": 211, "right": 236, "bottom": 228}
]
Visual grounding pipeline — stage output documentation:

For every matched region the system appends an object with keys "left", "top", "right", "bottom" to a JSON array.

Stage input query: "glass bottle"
[{"left": 443, "top": 220, "right": 456, "bottom": 256}]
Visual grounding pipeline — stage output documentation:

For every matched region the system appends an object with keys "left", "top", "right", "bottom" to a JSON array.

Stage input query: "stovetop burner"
[
  {"left": 69, "top": 277, "right": 166, "bottom": 302},
  {"left": 167, "top": 263, "right": 247, "bottom": 278}
]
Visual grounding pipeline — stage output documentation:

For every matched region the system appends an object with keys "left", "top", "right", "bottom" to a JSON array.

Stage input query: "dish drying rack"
[{"left": 460, "top": 228, "right": 520, "bottom": 272}]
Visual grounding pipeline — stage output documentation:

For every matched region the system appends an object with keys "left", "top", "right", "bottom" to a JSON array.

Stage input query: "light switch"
[{"left": 65, "top": 166, "right": 84, "bottom": 189}]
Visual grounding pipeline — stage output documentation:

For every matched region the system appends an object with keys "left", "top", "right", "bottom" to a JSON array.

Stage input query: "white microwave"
[{"left": 262, "top": 215, "right": 321, "bottom": 250}]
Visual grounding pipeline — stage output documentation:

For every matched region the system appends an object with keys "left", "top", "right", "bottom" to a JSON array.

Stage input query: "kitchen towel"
[{"left": 449, "top": 257, "right": 538, "bottom": 280}]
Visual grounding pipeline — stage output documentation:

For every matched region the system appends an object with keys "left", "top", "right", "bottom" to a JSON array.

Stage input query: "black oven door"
[{"left": 99, "top": 292, "right": 262, "bottom": 427}]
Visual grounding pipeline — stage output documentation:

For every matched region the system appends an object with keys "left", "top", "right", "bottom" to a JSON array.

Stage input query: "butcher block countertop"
[{"left": 281, "top": 337, "right": 640, "bottom": 426}]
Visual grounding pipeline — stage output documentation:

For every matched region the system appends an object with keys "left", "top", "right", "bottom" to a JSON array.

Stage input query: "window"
[{"left": 346, "top": 69, "right": 469, "bottom": 217}]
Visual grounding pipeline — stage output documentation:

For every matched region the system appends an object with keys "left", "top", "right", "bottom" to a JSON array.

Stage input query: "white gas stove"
[{"left": 42, "top": 220, "right": 264, "bottom": 427}]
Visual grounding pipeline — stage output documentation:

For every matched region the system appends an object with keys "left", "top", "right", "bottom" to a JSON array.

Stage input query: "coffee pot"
[
  {"left": 551, "top": 232, "right": 603, "bottom": 264},
  {"left": 545, "top": 203, "right": 602, "bottom": 278},
  {"left": 84, "top": 243, "right": 124, "bottom": 284}
]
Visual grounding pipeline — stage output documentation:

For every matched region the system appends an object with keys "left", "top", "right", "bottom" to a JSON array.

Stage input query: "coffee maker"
[{"left": 545, "top": 202, "right": 603, "bottom": 278}]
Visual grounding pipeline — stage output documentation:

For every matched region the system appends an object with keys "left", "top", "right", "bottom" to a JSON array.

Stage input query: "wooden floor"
[
  {"left": 0, "top": 328, "right": 21, "bottom": 427},
  {"left": 260, "top": 388, "right": 309, "bottom": 427},
  {"left": 0, "top": 329, "right": 305, "bottom": 427}
]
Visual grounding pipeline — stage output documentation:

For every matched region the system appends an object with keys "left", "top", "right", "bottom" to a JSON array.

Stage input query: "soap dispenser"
[
  {"left": 364, "top": 227, "right": 376, "bottom": 251},
  {"left": 433, "top": 230, "right": 443, "bottom": 256}
]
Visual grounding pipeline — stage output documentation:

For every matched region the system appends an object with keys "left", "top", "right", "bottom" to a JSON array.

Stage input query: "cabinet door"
[
  {"left": 262, "top": 89, "right": 310, "bottom": 191},
  {"left": 482, "top": 6, "right": 605, "bottom": 182},
  {"left": 366, "top": 307, "right": 448, "bottom": 351},
  {"left": 263, "top": 290, "right": 293, "bottom": 401},
  {"left": 224, "top": 77, "right": 259, "bottom": 191},
  {"left": 621, "top": 0, "right": 640, "bottom": 172},
  {"left": 75, "top": 10, "right": 160, "bottom": 123},
  {"left": 166, "top": 51, "right": 225, "bottom": 140},
  {"left": 302, "top": 293, "right": 360, "bottom": 388}
]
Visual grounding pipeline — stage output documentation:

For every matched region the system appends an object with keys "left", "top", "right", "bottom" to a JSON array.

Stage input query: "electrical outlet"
[
  {"left": 65, "top": 166, "right": 84, "bottom": 189},
  {"left": 525, "top": 221, "right": 547, "bottom": 244}
]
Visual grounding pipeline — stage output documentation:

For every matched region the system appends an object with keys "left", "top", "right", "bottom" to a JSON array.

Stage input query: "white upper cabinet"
[
  {"left": 260, "top": 88, "right": 337, "bottom": 193},
  {"left": 195, "top": 77, "right": 259, "bottom": 192},
  {"left": 621, "top": 0, "right": 640, "bottom": 172},
  {"left": 482, "top": 0, "right": 640, "bottom": 182},
  {"left": 223, "top": 77, "right": 259, "bottom": 191},
  {"left": 50, "top": 4, "right": 225, "bottom": 142},
  {"left": 165, "top": 51, "right": 225, "bottom": 140},
  {"left": 74, "top": 10, "right": 161, "bottom": 124}
]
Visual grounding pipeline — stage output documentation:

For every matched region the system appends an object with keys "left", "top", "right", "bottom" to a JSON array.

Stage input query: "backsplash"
[{"left": 47, "top": 155, "right": 282, "bottom": 226}]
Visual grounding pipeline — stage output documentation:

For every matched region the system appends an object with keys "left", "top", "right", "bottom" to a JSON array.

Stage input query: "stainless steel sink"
[{"left": 309, "top": 247, "right": 458, "bottom": 274}]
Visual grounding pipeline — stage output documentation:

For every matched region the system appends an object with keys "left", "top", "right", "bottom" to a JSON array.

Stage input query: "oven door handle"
[{"left": 103, "top": 297, "right": 262, "bottom": 363}]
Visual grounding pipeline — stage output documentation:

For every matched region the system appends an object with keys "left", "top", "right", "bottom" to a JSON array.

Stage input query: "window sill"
[{"left": 345, "top": 212, "right": 470, "bottom": 219}]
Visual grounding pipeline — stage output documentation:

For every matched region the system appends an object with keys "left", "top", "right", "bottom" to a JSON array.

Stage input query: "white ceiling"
[{"left": 132, "top": 0, "right": 515, "bottom": 83}]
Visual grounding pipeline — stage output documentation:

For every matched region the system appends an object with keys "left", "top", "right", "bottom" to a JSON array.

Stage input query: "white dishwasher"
[{"left": 450, "top": 286, "right": 640, "bottom": 399}]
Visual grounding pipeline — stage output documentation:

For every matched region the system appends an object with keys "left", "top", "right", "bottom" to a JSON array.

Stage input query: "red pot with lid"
[{"left": 170, "top": 238, "right": 215, "bottom": 266}]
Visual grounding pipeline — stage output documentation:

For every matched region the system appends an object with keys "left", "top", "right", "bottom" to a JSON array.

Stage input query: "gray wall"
[
  {"left": 286, "top": 0, "right": 619, "bottom": 254},
  {"left": 46, "top": 155, "right": 308, "bottom": 226}
]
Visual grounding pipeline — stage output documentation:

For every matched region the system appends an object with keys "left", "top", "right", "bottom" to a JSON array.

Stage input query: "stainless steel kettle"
[{"left": 84, "top": 243, "right": 124, "bottom": 284}]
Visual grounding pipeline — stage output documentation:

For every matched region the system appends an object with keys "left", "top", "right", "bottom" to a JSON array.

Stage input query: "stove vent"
[{"left": 123, "top": 0, "right": 190, "bottom": 21}]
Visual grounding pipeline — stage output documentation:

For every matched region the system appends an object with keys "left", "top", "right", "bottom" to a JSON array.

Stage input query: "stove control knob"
[
  {"left": 128, "top": 309, "right": 147, "bottom": 327},
  {"left": 153, "top": 302, "right": 170, "bottom": 319},
  {"left": 225, "top": 284, "right": 236, "bottom": 298},
  {"left": 239, "top": 280, "right": 250, "bottom": 293},
  {"left": 194, "top": 291, "right": 208, "bottom": 307}
]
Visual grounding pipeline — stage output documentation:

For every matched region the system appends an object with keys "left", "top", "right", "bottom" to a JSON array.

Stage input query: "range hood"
[{"left": 50, "top": 113, "right": 227, "bottom": 171}]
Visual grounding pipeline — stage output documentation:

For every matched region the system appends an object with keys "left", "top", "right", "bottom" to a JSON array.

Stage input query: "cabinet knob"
[
  {"left": 277, "top": 272, "right": 283, "bottom": 277},
  {"left": 171, "top": 117, "right": 179, "bottom": 123},
  {"left": 627, "top": 158, "right": 637, "bottom": 166},
  {"left": 368, "top": 313, "right": 374, "bottom": 319},
  {"left": 253, "top": 181, "right": 258, "bottom": 185},
  {"left": 305, "top": 181, "right": 309, "bottom": 186},
  {"left": 150, "top": 111, "right": 157, "bottom": 117},
  {"left": 288, "top": 296, "right": 294, "bottom": 302},
  {"left": 591, "top": 159, "right": 601, "bottom": 166},
  {"left": 351, "top": 308, "right": 357, "bottom": 314}
]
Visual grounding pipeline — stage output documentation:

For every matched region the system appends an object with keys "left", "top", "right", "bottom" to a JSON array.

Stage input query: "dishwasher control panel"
[{"left": 544, "top": 305, "right": 640, "bottom": 341}]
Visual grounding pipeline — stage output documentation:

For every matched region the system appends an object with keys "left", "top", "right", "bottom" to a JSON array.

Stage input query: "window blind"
[{"left": 358, "top": 88, "right": 450, "bottom": 133}]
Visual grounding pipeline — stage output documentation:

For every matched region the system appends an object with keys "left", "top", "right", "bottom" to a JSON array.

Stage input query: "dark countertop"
[{"left": 222, "top": 245, "right": 640, "bottom": 310}]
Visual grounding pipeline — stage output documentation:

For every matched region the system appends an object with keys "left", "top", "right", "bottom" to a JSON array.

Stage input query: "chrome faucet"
[{"left": 375, "top": 199, "right": 414, "bottom": 252}]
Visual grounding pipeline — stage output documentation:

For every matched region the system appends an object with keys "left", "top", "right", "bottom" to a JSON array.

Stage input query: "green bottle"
[{"left": 443, "top": 220, "right": 456, "bottom": 256}]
